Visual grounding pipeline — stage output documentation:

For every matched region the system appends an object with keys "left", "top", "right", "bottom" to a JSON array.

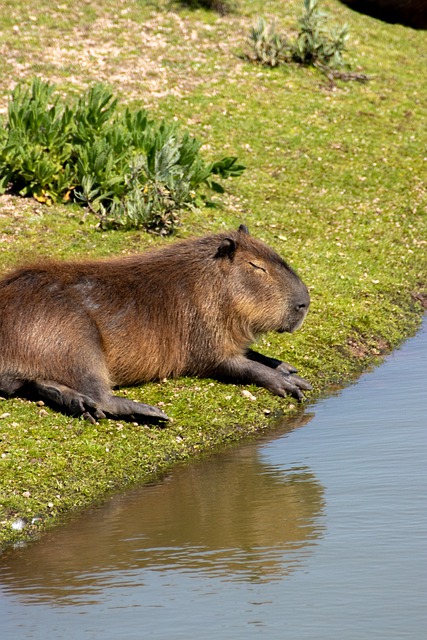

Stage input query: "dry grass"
[{"left": 0, "top": 1, "right": 257, "bottom": 112}]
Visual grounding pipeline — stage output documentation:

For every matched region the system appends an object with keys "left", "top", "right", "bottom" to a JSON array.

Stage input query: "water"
[{"left": 1, "top": 320, "right": 426, "bottom": 639}]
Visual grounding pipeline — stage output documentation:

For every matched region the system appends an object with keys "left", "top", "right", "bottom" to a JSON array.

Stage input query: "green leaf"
[
  {"left": 211, "top": 156, "right": 246, "bottom": 178},
  {"left": 209, "top": 181, "right": 225, "bottom": 194}
]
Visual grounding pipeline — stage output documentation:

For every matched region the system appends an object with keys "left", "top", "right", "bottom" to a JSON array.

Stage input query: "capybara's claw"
[
  {"left": 82, "top": 411, "right": 97, "bottom": 424},
  {"left": 128, "top": 402, "right": 170, "bottom": 422},
  {"left": 140, "top": 404, "right": 170, "bottom": 421},
  {"left": 288, "top": 374, "right": 312, "bottom": 392},
  {"left": 278, "top": 362, "right": 298, "bottom": 375}
]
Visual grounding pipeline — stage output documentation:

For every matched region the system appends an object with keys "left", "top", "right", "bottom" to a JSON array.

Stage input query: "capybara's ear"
[
  {"left": 238, "top": 224, "right": 250, "bottom": 235},
  {"left": 215, "top": 237, "right": 237, "bottom": 260}
]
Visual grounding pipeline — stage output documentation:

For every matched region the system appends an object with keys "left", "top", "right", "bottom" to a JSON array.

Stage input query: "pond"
[{"left": 1, "top": 319, "right": 426, "bottom": 639}]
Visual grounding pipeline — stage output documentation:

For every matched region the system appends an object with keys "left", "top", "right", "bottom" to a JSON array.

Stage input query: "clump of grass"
[
  {"left": 247, "top": 18, "right": 290, "bottom": 68},
  {"left": 291, "top": 0, "right": 349, "bottom": 68},
  {"left": 0, "top": 79, "right": 245, "bottom": 235},
  {"left": 246, "top": 0, "right": 368, "bottom": 83}
]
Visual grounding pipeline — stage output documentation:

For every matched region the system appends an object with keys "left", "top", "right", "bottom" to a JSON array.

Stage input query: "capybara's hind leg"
[
  {"left": 31, "top": 380, "right": 106, "bottom": 423},
  {"left": 0, "top": 375, "right": 25, "bottom": 397},
  {"left": 101, "top": 395, "right": 169, "bottom": 423},
  {"left": 30, "top": 381, "right": 169, "bottom": 423}
]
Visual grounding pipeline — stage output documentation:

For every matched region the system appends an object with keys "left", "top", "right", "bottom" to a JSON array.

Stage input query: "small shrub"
[
  {"left": 246, "top": 0, "right": 368, "bottom": 84},
  {"left": 247, "top": 18, "right": 290, "bottom": 68},
  {"left": 290, "top": 0, "right": 349, "bottom": 68},
  {"left": 0, "top": 79, "right": 245, "bottom": 234}
]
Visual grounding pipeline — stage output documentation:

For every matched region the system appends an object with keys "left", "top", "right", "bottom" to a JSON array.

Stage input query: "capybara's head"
[{"left": 215, "top": 225, "right": 310, "bottom": 337}]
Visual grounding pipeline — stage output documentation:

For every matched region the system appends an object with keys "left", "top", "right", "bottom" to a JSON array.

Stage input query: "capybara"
[{"left": 0, "top": 225, "right": 310, "bottom": 422}]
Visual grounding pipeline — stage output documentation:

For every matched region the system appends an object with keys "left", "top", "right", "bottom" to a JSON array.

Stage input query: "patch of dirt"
[
  {"left": 0, "top": 9, "right": 250, "bottom": 110},
  {"left": 413, "top": 290, "right": 427, "bottom": 309},
  {"left": 0, "top": 194, "right": 45, "bottom": 219},
  {"left": 347, "top": 337, "right": 369, "bottom": 358},
  {"left": 347, "top": 335, "right": 389, "bottom": 358}
]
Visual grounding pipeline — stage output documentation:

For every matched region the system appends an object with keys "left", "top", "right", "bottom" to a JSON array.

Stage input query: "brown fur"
[{"left": 0, "top": 225, "right": 310, "bottom": 422}]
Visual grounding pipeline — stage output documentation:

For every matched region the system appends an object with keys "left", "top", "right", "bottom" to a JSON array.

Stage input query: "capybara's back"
[{"left": 0, "top": 225, "right": 311, "bottom": 422}]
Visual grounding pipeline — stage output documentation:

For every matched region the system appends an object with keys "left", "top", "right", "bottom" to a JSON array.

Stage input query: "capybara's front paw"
[{"left": 271, "top": 370, "right": 312, "bottom": 400}]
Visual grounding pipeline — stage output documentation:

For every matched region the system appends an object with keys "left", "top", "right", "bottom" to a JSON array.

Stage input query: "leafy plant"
[
  {"left": 290, "top": 0, "right": 349, "bottom": 68},
  {"left": 247, "top": 18, "right": 290, "bottom": 68},
  {"left": 246, "top": 0, "right": 368, "bottom": 84},
  {"left": 0, "top": 80, "right": 245, "bottom": 234},
  {"left": 0, "top": 78, "right": 74, "bottom": 203}
]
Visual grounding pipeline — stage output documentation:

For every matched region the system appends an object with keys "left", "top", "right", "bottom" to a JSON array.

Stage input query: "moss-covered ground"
[{"left": 0, "top": 0, "right": 426, "bottom": 549}]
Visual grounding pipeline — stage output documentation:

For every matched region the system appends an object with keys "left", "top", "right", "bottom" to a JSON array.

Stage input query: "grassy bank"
[{"left": 0, "top": 0, "right": 426, "bottom": 549}]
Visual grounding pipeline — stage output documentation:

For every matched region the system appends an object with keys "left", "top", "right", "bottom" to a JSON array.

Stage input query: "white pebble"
[{"left": 241, "top": 390, "right": 257, "bottom": 401}]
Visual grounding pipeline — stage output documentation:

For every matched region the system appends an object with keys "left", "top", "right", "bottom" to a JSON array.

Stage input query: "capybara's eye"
[{"left": 248, "top": 261, "right": 266, "bottom": 273}]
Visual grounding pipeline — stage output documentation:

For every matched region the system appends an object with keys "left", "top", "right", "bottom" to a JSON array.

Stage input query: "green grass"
[{"left": 0, "top": 0, "right": 426, "bottom": 548}]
